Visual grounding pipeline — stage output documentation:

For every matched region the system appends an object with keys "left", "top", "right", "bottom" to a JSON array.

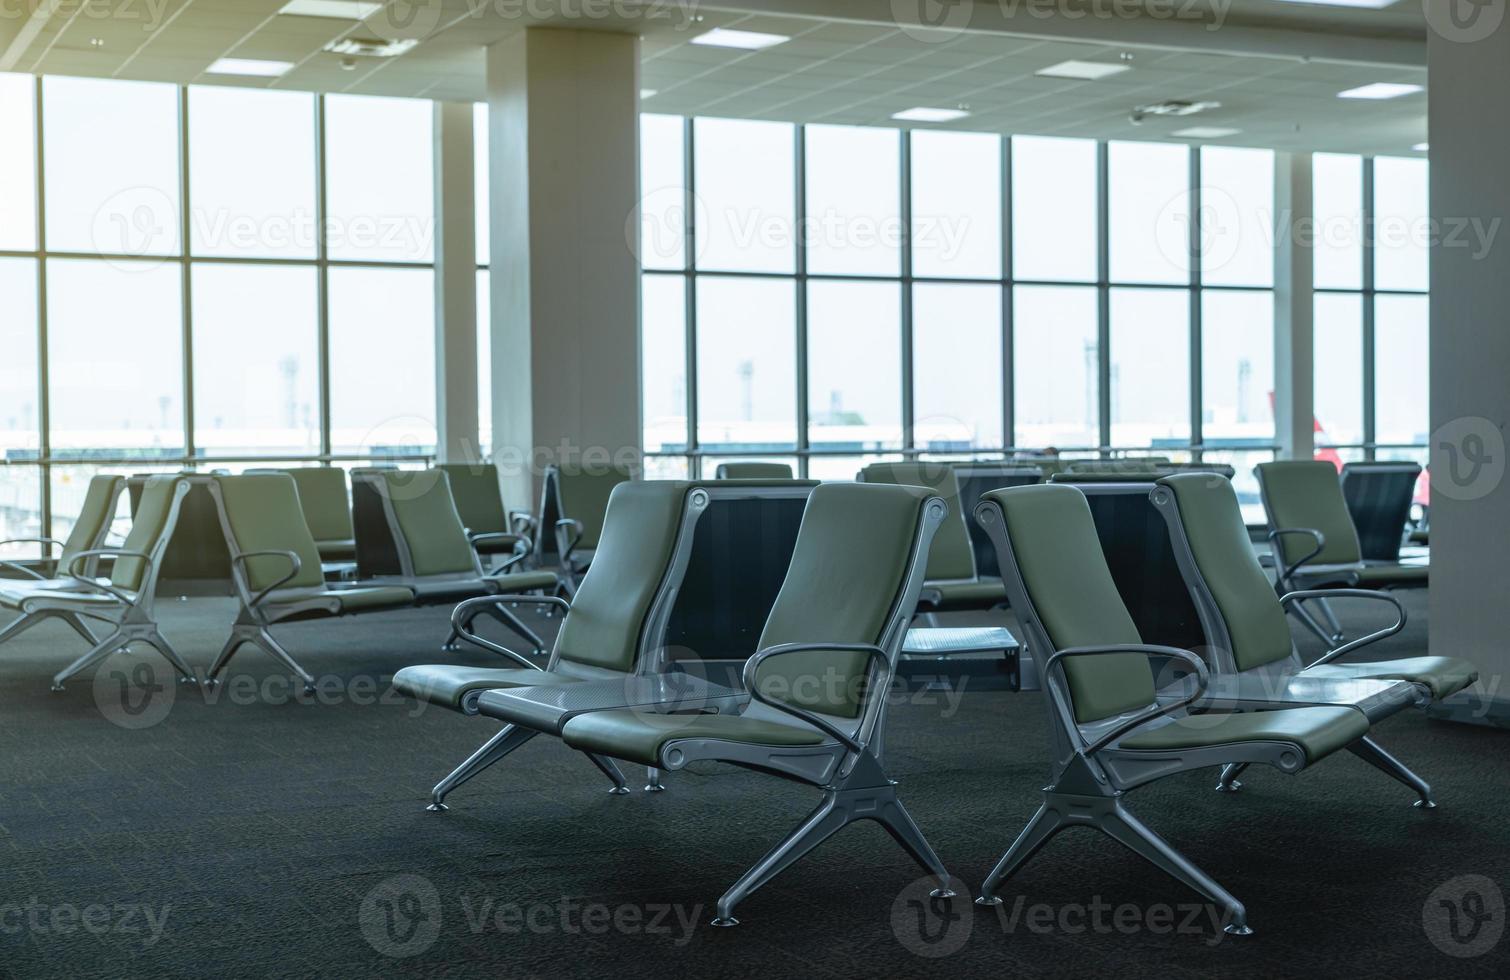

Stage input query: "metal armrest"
[
  {"left": 1268, "top": 527, "right": 1326, "bottom": 587},
  {"left": 64, "top": 549, "right": 152, "bottom": 607},
  {"left": 508, "top": 509, "right": 536, "bottom": 537},
  {"left": 0, "top": 537, "right": 64, "bottom": 580},
  {"left": 473, "top": 532, "right": 532, "bottom": 575},
  {"left": 450, "top": 594, "right": 569, "bottom": 668},
  {"left": 230, "top": 549, "right": 303, "bottom": 608},
  {"left": 554, "top": 518, "right": 583, "bottom": 566},
  {"left": 741, "top": 642, "right": 890, "bottom": 753},
  {"left": 1280, "top": 588, "right": 1406, "bottom": 667},
  {"left": 1043, "top": 644, "right": 1211, "bottom": 756}
]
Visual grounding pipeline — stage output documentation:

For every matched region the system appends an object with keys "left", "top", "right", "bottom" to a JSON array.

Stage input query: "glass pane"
[
  {"left": 1202, "top": 290, "right": 1274, "bottom": 449},
  {"left": 807, "top": 280, "right": 901, "bottom": 450},
  {"left": 1109, "top": 141, "right": 1191, "bottom": 285},
  {"left": 43, "top": 76, "right": 180, "bottom": 257},
  {"left": 1313, "top": 292, "right": 1364, "bottom": 446},
  {"left": 477, "top": 269, "right": 491, "bottom": 456},
  {"left": 1012, "top": 135, "right": 1097, "bottom": 282},
  {"left": 191, "top": 264, "right": 320, "bottom": 457},
  {"left": 1313, "top": 152, "right": 1363, "bottom": 290},
  {"left": 912, "top": 283, "right": 1003, "bottom": 450},
  {"left": 644, "top": 455, "right": 690, "bottom": 479},
  {"left": 188, "top": 86, "right": 316, "bottom": 259},
  {"left": 693, "top": 117, "right": 795, "bottom": 273},
  {"left": 474, "top": 102, "right": 489, "bottom": 266},
  {"left": 1109, "top": 287, "right": 1190, "bottom": 446},
  {"left": 639, "top": 113, "right": 685, "bottom": 271},
  {"left": 46, "top": 259, "right": 184, "bottom": 456},
  {"left": 0, "top": 258, "right": 39, "bottom": 452},
  {"left": 911, "top": 130, "right": 1001, "bottom": 279},
  {"left": 805, "top": 124, "right": 900, "bottom": 276},
  {"left": 642, "top": 273, "right": 688, "bottom": 454},
  {"left": 1013, "top": 284, "right": 1098, "bottom": 450},
  {"left": 328, "top": 266, "right": 436, "bottom": 456},
  {"left": 1373, "top": 156, "right": 1429, "bottom": 292},
  {"left": 806, "top": 453, "right": 901, "bottom": 481},
  {"left": 1200, "top": 146, "right": 1274, "bottom": 287},
  {"left": 695, "top": 276, "right": 796, "bottom": 450},
  {"left": 0, "top": 467, "right": 42, "bottom": 557},
  {"left": 1198, "top": 449, "right": 1273, "bottom": 525},
  {"left": 324, "top": 94, "right": 433, "bottom": 262},
  {"left": 0, "top": 73, "right": 36, "bottom": 251},
  {"left": 1374, "top": 293, "right": 1428, "bottom": 445}
]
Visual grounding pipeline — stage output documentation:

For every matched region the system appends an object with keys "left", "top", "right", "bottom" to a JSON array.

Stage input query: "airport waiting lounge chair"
[
  {"left": 280, "top": 467, "right": 358, "bottom": 564},
  {"left": 1256, "top": 460, "right": 1428, "bottom": 645},
  {"left": 535, "top": 463, "right": 631, "bottom": 594},
  {"left": 1152, "top": 471, "right": 1476, "bottom": 800},
  {"left": 561, "top": 482, "right": 955, "bottom": 926},
  {"left": 973, "top": 482, "right": 1390, "bottom": 936},
  {"left": 1, "top": 476, "right": 198, "bottom": 691},
  {"left": 1340, "top": 461, "right": 1423, "bottom": 562},
  {"left": 438, "top": 463, "right": 535, "bottom": 568},
  {"left": 202, "top": 473, "right": 418, "bottom": 692},
  {"left": 857, "top": 461, "right": 1007, "bottom": 614},
  {"left": 714, "top": 461, "right": 793, "bottom": 479}
]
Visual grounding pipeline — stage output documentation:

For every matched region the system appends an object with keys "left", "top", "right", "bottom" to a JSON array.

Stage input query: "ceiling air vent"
[
  {"left": 1129, "top": 100, "right": 1221, "bottom": 124},
  {"left": 323, "top": 37, "right": 419, "bottom": 58}
]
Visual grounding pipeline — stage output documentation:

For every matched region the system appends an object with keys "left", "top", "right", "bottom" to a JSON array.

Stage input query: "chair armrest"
[
  {"left": 508, "top": 510, "right": 536, "bottom": 537},
  {"left": 229, "top": 549, "right": 303, "bottom": 608},
  {"left": 741, "top": 642, "right": 890, "bottom": 753},
  {"left": 64, "top": 549, "right": 153, "bottom": 607},
  {"left": 554, "top": 518, "right": 584, "bottom": 565},
  {"left": 473, "top": 532, "right": 532, "bottom": 575},
  {"left": 0, "top": 537, "right": 63, "bottom": 580},
  {"left": 1280, "top": 588, "right": 1406, "bottom": 668},
  {"left": 1268, "top": 527, "right": 1326, "bottom": 587},
  {"left": 1042, "top": 644, "right": 1211, "bottom": 756},
  {"left": 450, "top": 595, "right": 563, "bottom": 669}
]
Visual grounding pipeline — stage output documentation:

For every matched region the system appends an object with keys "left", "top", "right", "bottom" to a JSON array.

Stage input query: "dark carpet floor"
[{"left": 0, "top": 588, "right": 1506, "bottom": 979}]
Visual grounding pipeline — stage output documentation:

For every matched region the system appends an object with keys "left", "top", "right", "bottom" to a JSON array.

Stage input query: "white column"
[
  {"left": 487, "top": 28, "right": 642, "bottom": 507},
  {"left": 1427, "top": 12, "right": 1510, "bottom": 724},
  {"left": 1273, "top": 152, "right": 1314, "bottom": 462},
  {"left": 433, "top": 100, "right": 479, "bottom": 464}
]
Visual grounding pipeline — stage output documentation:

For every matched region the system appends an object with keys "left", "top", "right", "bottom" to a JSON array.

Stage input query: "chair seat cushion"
[
  {"left": 392, "top": 664, "right": 577, "bottom": 710},
  {"left": 1355, "top": 562, "right": 1429, "bottom": 587},
  {"left": 491, "top": 571, "right": 560, "bottom": 593},
  {"left": 316, "top": 538, "right": 357, "bottom": 562},
  {"left": 561, "top": 709, "right": 828, "bottom": 767},
  {"left": 1118, "top": 705, "right": 1368, "bottom": 763},
  {"left": 0, "top": 578, "right": 89, "bottom": 608},
  {"left": 925, "top": 578, "right": 1007, "bottom": 610},
  {"left": 326, "top": 585, "right": 416, "bottom": 612},
  {"left": 1307, "top": 656, "right": 1477, "bottom": 701},
  {"left": 6, "top": 587, "right": 122, "bottom": 610}
]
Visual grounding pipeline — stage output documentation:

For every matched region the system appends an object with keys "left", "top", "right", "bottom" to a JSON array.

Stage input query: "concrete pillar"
[
  {"left": 1426, "top": 13, "right": 1510, "bottom": 725},
  {"left": 486, "top": 29, "right": 642, "bottom": 507},
  {"left": 433, "top": 100, "right": 479, "bottom": 464},
  {"left": 1273, "top": 152, "right": 1314, "bottom": 462}
]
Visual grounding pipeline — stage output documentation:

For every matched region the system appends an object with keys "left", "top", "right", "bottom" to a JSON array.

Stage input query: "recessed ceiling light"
[
  {"left": 689, "top": 28, "right": 789, "bottom": 50},
  {"left": 891, "top": 107, "right": 971, "bottom": 123},
  {"left": 1036, "top": 60, "right": 1131, "bottom": 81},
  {"left": 1413, "top": 142, "right": 1429, "bottom": 151},
  {"left": 1271, "top": 0, "right": 1400, "bottom": 8},
  {"left": 640, "top": 89, "right": 658, "bottom": 99},
  {"left": 1337, "top": 82, "right": 1423, "bottom": 100},
  {"left": 278, "top": 0, "right": 382, "bottom": 17},
  {"left": 88, "top": 37, "right": 104, "bottom": 48},
  {"left": 1172, "top": 126, "right": 1242, "bottom": 138},
  {"left": 206, "top": 58, "right": 294, "bottom": 77}
]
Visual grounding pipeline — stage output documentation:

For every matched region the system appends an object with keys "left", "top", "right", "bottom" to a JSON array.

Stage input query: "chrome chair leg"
[
  {"left": 1347, "top": 735, "right": 1436, "bottom": 807},
  {"left": 427, "top": 724, "right": 538, "bottom": 811}
]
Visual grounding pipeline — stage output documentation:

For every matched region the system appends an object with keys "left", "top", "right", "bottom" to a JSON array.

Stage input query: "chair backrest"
[
  {"left": 1340, "top": 461, "right": 1420, "bottom": 562},
  {"left": 1050, "top": 471, "right": 1165, "bottom": 484},
  {"left": 553, "top": 481, "right": 699, "bottom": 673},
  {"left": 714, "top": 461, "right": 794, "bottom": 479},
  {"left": 281, "top": 468, "right": 354, "bottom": 544},
  {"left": 110, "top": 476, "right": 189, "bottom": 593},
  {"left": 1063, "top": 457, "right": 1171, "bottom": 474},
  {"left": 59, "top": 475, "right": 124, "bottom": 573},
  {"left": 1255, "top": 460, "right": 1361, "bottom": 565},
  {"left": 210, "top": 473, "right": 327, "bottom": 594},
  {"left": 371, "top": 469, "right": 481, "bottom": 578},
  {"left": 979, "top": 484, "right": 1153, "bottom": 724},
  {"left": 858, "top": 461, "right": 976, "bottom": 581},
  {"left": 438, "top": 463, "right": 508, "bottom": 536},
  {"left": 954, "top": 464, "right": 1043, "bottom": 578},
  {"left": 755, "top": 482, "right": 942, "bottom": 721},
  {"left": 1153, "top": 473, "right": 1296, "bottom": 674},
  {"left": 554, "top": 464, "right": 632, "bottom": 551}
]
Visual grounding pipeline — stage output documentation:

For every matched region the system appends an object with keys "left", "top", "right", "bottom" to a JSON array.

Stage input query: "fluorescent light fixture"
[
  {"left": 1036, "top": 60, "right": 1130, "bottom": 81},
  {"left": 891, "top": 106, "right": 970, "bottom": 123},
  {"left": 640, "top": 89, "right": 658, "bottom": 99},
  {"left": 278, "top": 0, "right": 382, "bottom": 17},
  {"left": 1270, "top": 0, "right": 1400, "bottom": 8},
  {"left": 206, "top": 58, "right": 294, "bottom": 77},
  {"left": 1172, "top": 126, "right": 1241, "bottom": 138},
  {"left": 1413, "top": 142, "right": 1429, "bottom": 151},
  {"left": 689, "top": 28, "right": 789, "bottom": 50},
  {"left": 1337, "top": 82, "right": 1423, "bottom": 100}
]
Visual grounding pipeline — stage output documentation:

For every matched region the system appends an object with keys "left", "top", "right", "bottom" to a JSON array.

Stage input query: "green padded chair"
[
  {"left": 561, "top": 482, "right": 955, "bottom": 927},
  {"left": 1257, "top": 461, "right": 1429, "bottom": 646},
  {"left": 538, "top": 463, "right": 632, "bottom": 595},
  {"left": 714, "top": 461, "right": 793, "bottom": 479},
  {"left": 1153, "top": 472, "right": 1476, "bottom": 801},
  {"left": 281, "top": 467, "right": 357, "bottom": 563},
  {"left": 1061, "top": 456, "right": 1172, "bottom": 475},
  {"left": 203, "top": 473, "right": 418, "bottom": 692},
  {"left": 0, "top": 474, "right": 125, "bottom": 646},
  {"left": 438, "top": 463, "right": 535, "bottom": 567},
  {"left": 352, "top": 468, "right": 560, "bottom": 654},
  {"left": 974, "top": 483, "right": 1382, "bottom": 936},
  {"left": 858, "top": 461, "right": 1006, "bottom": 614},
  {"left": 393, "top": 480, "right": 709, "bottom": 807},
  {"left": 2, "top": 476, "right": 198, "bottom": 691}
]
